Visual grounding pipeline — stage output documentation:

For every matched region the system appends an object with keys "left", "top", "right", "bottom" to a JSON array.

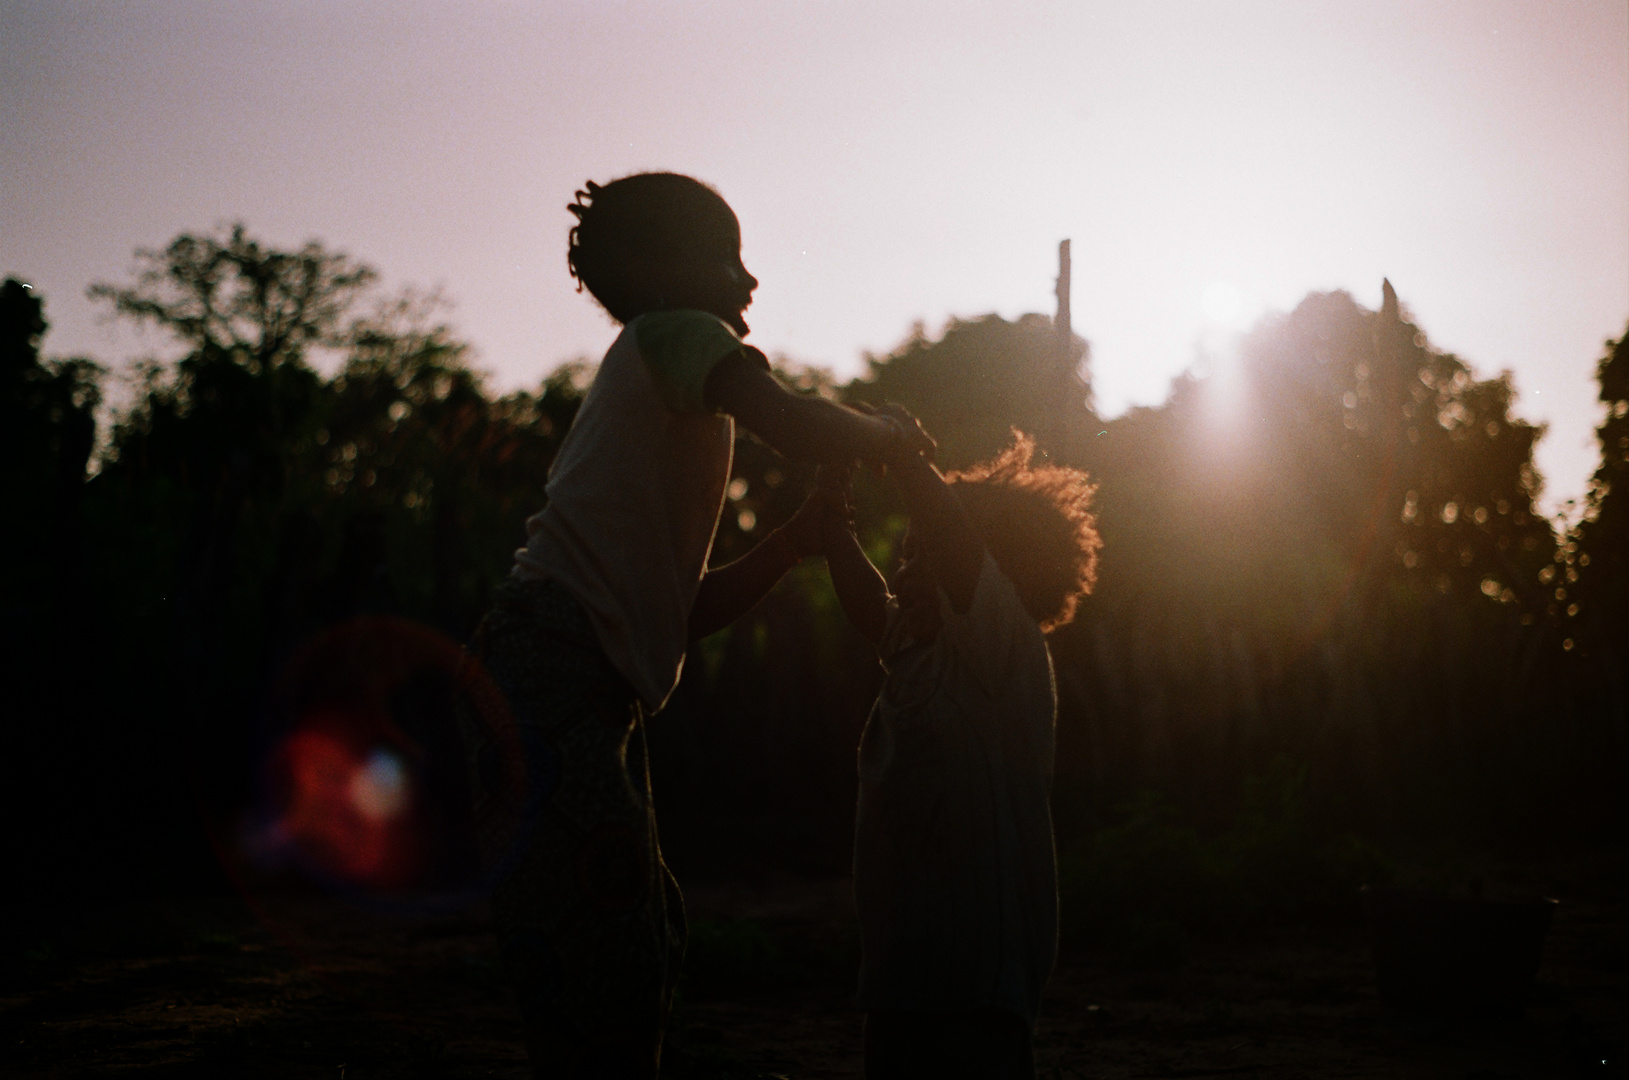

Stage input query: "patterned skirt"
[{"left": 462, "top": 577, "right": 685, "bottom": 1079}]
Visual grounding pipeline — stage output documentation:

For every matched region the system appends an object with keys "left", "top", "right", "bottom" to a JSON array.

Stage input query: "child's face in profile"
[
  {"left": 662, "top": 212, "right": 758, "bottom": 336},
  {"left": 710, "top": 253, "right": 758, "bottom": 337},
  {"left": 891, "top": 528, "right": 943, "bottom": 642}
]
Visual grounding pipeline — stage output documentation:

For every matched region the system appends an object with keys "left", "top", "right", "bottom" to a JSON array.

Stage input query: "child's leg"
[
  {"left": 463, "top": 579, "right": 685, "bottom": 1080},
  {"left": 864, "top": 1008, "right": 1035, "bottom": 1080}
]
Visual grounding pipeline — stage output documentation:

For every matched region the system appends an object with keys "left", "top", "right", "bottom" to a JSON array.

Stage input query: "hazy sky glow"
[{"left": 3, "top": 0, "right": 1626, "bottom": 514}]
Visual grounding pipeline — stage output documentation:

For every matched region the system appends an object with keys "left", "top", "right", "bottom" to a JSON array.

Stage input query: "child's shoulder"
[
  {"left": 968, "top": 554, "right": 1040, "bottom": 634},
  {"left": 628, "top": 310, "right": 762, "bottom": 414},
  {"left": 940, "top": 555, "right": 1050, "bottom": 681},
  {"left": 631, "top": 309, "right": 743, "bottom": 363}
]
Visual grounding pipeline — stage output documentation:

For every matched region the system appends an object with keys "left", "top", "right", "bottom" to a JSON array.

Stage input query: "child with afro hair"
[{"left": 820, "top": 426, "right": 1099, "bottom": 1080}]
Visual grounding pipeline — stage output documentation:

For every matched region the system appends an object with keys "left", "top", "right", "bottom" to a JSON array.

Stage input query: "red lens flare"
[
  {"left": 262, "top": 714, "right": 421, "bottom": 890},
  {"left": 237, "top": 617, "right": 521, "bottom": 904}
]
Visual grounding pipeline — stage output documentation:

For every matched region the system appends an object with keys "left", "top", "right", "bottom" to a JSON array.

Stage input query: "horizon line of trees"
[{"left": 3, "top": 223, "right": 1625, "bottom": 903}]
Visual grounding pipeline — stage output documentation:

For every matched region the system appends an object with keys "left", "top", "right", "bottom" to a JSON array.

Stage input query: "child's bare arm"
[
  {"left": 817, "top": 469, "right": 890, "bottom": 647},
  {"left": 704, "top": 351, "right": 933, "bottom": 466},
  {"left": 824, "top": 521, "right": 889, "bottom": 648},
  {"left": 687, "top": 482, "right": 829, "bottom": 642},
  {"left": 880, "top": 417, "right": 986, "bottom": 615}
]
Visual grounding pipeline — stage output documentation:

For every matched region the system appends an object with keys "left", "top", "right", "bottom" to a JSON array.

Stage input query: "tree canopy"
[
  {"left": 1574, "top": 328, "right": 1629, "bottom": 655},
  {"left": 3, "top": 226, "right": 1623, "bottom": 897}
]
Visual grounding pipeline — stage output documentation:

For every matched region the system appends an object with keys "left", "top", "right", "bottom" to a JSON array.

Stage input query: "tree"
[
  {"left": 89, "top": 224, "right": 374, "bottom": 375},
  {"left": 94, "top": 223, "right": 373, "bottom": 484},
  {"left": 845, "top": 313, "right": 1092, "bottom": 471},
  {"left": 82, "top": 227, "right": 382, "bottom": 854},
  {"left": 92, "top": 225, "right": 375, "bottom": 674},
  {"left": 1, "top": 278, "right": 104, "bottom": 892},
  {"left": 1, "top": 276, "right": 101, "bottom": 567},
  {"left": 0, "top": 276, "right": 101, "bottom": 645},
  {"left": 72, "top": 227, "right": 582, "bottom": 889},
  {"left": 309, "top": 292, "right": 572, "bottom": 633},
  {"left": 1013, "top": 284, "right": 1567, "bottom": 838},
  {"left": 1574, "top": 327, "right": 1629, "bottom": 656}
]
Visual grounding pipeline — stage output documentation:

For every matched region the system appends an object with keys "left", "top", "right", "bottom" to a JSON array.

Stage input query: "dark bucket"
[{"left": 1361, "top": 886, "right": 1556, "bottom": 1018}]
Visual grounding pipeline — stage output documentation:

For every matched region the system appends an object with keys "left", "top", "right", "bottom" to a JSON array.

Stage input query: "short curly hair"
[
  {"left": 947, "top": 431, "right": 1101, "bottom": 632},
  {"left": 566, "top": 173, "right": 739, "bottom": 323}
]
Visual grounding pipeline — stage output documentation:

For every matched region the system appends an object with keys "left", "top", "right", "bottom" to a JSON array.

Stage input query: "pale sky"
[{"left": 3, "top": 0, "right": 1626, "bottom": 515}]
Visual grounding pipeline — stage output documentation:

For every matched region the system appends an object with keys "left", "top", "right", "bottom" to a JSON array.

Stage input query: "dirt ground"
[{"left": 2, "top": 864, "right": 1624, "bottom": 1079}]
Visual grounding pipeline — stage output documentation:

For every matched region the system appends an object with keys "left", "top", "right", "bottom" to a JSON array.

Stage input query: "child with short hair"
[
  {"left": 464, "top": 173, "right": 931, "bottom": 1079},
  {"left": 821, "top": 428, "right": 1100, "bottom": 1080}
]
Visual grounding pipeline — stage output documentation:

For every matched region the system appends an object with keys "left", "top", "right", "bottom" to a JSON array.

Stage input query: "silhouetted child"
[
  {"left": 462, "top": 173, "right": 931, "bottom": 1080},
  {"left": 821, "top": 429, "right": 1100, "bottom": 1080}
]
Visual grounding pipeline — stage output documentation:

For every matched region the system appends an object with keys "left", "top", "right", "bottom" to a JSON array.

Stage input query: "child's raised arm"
[
  {"left": 687, "top": 478, "right": 832, "bottom": 642},
  {"left": 704, "top": 351, "right": 934, "bottom": 467},
  {"left": 876, "top": 407, "right": 987, "bottom": 615},
  {"left": 818, "top": 468, "right": 890, "bottom": 648}
]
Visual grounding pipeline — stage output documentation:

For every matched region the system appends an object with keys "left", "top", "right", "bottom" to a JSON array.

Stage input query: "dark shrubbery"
[
  {"left": 4, "top": 226, "right": 1625, "bottom": 915},
  {"left": 1059, "top": 762, "right": 1392, "bottom": 966}
]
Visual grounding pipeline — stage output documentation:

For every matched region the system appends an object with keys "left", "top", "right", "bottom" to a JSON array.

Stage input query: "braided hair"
[{"left": 566, "top": 173, "right": 740, "bottom": 324}]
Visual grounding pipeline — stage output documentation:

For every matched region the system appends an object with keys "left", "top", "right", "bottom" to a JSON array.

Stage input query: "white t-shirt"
[
  {"left": 853, "top": 554, "right": 1060, "bottom": 1022},
  {"left": 512, "top": 310, "right": 763, "bottom": 711}
]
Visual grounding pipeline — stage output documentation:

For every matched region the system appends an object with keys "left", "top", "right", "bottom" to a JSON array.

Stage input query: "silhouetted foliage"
[
  {"left": 0, "top": 279, "right": 101, "bottom": 611},
  {"left": 661, "top": 285, "right": 1620, "bottom": 886},
  {"left": 7, "top": 225, "right": 1623, "bottom": 917},
  {"left": 1574, "top": 327, "right": 1629, "bottom": 656},
  {"left": 1567, "top": 326, "right": 1629, "bottom": 792},
  {"left": 846, "top": 313, "right": 1092, "bottom": 470},
  {"left": 1050, "top": 285, "right": 1593, "bottom": 845},
  {"left": 7, "top": 230, "right": 578, "bottom": 899},
  {"left": 1, "top": 278, "right": 103, "bottom": 890}
]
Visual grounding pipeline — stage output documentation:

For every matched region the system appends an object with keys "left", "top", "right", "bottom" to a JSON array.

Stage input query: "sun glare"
[
  {"left": 1201, "top": 281, "right": 1247, "bottom": 327},
  {"left": 1200, "top": 342, "right": 1250, "bottom": 430},
  {"left": 1192, "top": 279, "right": 1264, "bottom": 436}
]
